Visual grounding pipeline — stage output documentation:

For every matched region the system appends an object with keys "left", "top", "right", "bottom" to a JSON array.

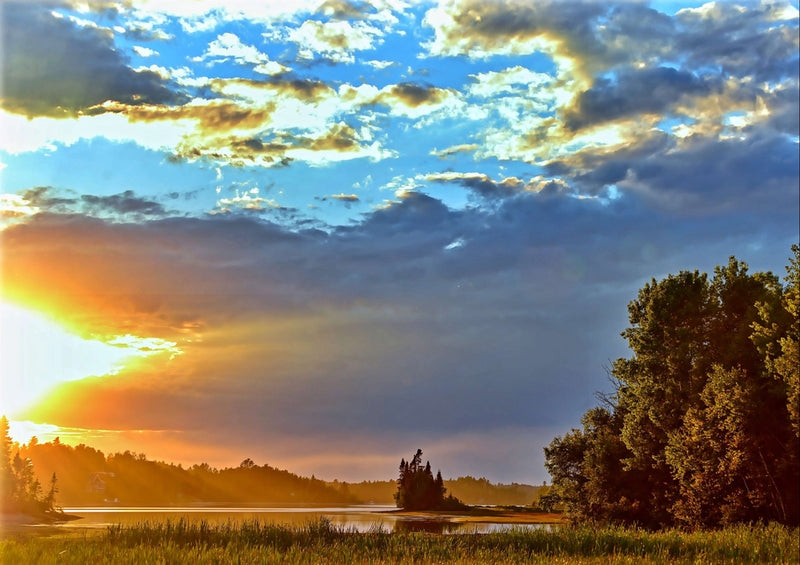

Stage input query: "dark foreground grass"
[{"left": 2, "top": 519, "right": 798, "bottom": 564}]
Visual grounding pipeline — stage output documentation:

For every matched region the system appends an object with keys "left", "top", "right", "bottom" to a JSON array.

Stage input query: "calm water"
[{"left": 34, "top": 505, "right": 550, "bottom": 534}]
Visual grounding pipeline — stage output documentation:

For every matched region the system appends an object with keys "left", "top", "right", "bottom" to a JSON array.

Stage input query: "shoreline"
[
  {"left": 0, "top": 511, "right": 82, "bottom": 527},
  {"left": 379, "top": 508, "right": 566, "bottom": 524},
  {"left": 1, "top": 506, "right": 564, "bottom": 532}
]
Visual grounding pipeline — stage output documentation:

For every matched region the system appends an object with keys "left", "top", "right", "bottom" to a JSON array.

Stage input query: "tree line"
[
  {"left": 1, "top": 416, "right": 59, "bottom": 517},
  {"left": 5, "top": 432, "right": 543, "bottom": 509},
  {"left": 9, "top": 438, "right": 359, "bottom": 506},
  {"left": 545, "top": 247, "right": 799, "bottom": 529}
]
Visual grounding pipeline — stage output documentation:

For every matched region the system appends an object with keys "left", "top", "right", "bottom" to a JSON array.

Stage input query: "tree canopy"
[{"left": 545, "top": 248, "right": 800, "bottom": 529}]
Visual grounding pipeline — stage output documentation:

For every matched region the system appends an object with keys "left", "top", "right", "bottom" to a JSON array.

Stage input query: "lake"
[{"left": 38, "top": 505, "right": 554, "bottom": 534}]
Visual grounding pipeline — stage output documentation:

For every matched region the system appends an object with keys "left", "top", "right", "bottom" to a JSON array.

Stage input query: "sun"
[{"left": 0, "top": 301, "right": 180, "bottom": 418}]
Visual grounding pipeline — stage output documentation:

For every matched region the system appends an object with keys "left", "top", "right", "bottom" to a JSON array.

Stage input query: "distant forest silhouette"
[{"left": 1, "top": 434, "right": 542, "bottom": 508}]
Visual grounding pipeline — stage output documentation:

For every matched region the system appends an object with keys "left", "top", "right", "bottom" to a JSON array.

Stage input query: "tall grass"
[{"left": 2, "top": 519, "right": 798, "bottom": 564}]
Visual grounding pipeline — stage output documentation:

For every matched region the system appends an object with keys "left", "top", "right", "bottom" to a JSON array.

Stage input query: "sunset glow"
[{"left": 0, "top": 301, "right": 180, "bottom": 417}]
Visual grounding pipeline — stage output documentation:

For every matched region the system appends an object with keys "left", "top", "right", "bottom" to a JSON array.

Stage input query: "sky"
[{"left": 0, "top": 0, "right": 798, "bottom": 485}]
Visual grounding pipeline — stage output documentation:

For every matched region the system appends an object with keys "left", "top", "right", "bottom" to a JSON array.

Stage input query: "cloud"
[
  {"left": 423, "top": 0, "right": 798, "bottom": 80},
  {"left": 422, "top": 0, "right": 609, "bottom": 76},
  {"left": 317, "top": 193, "right": 361, "bottom": 208},
  {"left": 207, "top": 77, "right": 335, "bottom": 105},
  {"left": 171, "top": 122, "right": 390, "bottom": 167},
  {"left": 674, "top": 1, "right": 800, "bottom": 82},
  {"left": 122, "top": 100, "right": 276, "bottom": 133},
  {"left": 309, "top": 123, "right": 361, "bottom": 151},
  {"left": 419, "top": 0, "right": 798, "bottom": 166},
  {"left": 563, "top": 67, "right": 717, "bottom": 131},
  {"left": 214, "top": 188, "right": 281, "bottom": 214},
  {"left": 545, "top": 126, "right": 799, "bottom": 217},
  {"left": 4, "top": 166, "right": 796, "bottom": 481},
  {"left": 424, "top": 172, "right": 524, "bottom": 199},
  {"left": 365, "top": 59, "right": 395, "bottom": 70},
  {"left": 288, "top": 19, "right": 383, "bottom": 64},
  {"left": 81, "top": 190, "right": 168, "bottom": 218},
  {"left": 329, "top": 193, "right": 360, "bottom": 202},
  {"left": 374, "top": 82, "right": 464, "bottom": 120},
  {"left": 431, "top": 144, "right": 479, "bottom": 159},
  {"left": 616, "top": 132, "right": 799, "bottom": 215},
  {"left": 381, "top": 82, "right": 448, "bottom": 107},
  {"left": 0, "top": 4, "right": 181, "bottom": 117},
  {"left": 317, "top": 0, "right": 366, "bottom": 19},
  {"left": 85, "top": 78, "right": 394, "bottom": 167},
  {"left": 0, "top": 194, "right": 40, "bottom": 228},
  {"left": 467, "top": 65, "right": 552, "bottom": 98},
  {"left": 194, "top": 32, "right": 290, "bottom": 76},
  {"left": 15, "top": 186, "right": 168, "bottom": 221},
  {"left": 132, "top": 45, "right": 159, "bottom": 58}
]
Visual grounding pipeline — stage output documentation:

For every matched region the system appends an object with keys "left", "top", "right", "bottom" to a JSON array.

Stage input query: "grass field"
[{"left": 2, "top": 519, "right": 798, "bottom": 564}]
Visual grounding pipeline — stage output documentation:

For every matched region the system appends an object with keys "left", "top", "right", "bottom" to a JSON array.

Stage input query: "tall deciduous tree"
[{"left": 544, "top": 251, "right": 800, "bottom": 528}]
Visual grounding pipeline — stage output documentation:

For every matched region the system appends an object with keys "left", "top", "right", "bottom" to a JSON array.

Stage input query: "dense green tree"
[
  {"left": 544, "top": 407, "right": 651, "bottom": 525},
  {"left": 613, "top": 269, "right": 715, "bottom": 526},
  {"left": 666, "top": 363, "right": 797, "bottom": 526},
  {"left": 752, "top": 244, "right": 799, "bottom": 438},
  {"left": 545, "top": 251, "right": 800, "bottom": 528}
]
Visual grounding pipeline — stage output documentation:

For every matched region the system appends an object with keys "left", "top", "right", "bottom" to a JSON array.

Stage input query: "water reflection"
[
  {"left": 392, "top": 519, "right": 462, "bottom": 534},
  {"left": 8, "top": 506, "right": 554, "bottom": 536}
]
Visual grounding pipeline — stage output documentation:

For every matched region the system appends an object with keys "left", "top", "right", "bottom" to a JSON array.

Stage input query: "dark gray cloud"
[
  {"left": 7, "top": 171, "right": 796, "bottom": 481},
  {"left": 593, "top": 1, "right": 799, "bottom": 81},
  {"left": 564, "top": 67, "right": 717, "bottom": 131},
  {"left": 81, "top": 190, "right": 167, "bottom": 218},
  {"left": 674, "top": 2, "right": 800, "bottom": 82},
  {"left": 0, "top": 3, "right": 181, "bottom": 117},
  {"left": 625, "top": 132, "right": 799, "bottom": 215},
  {"left": 763, "top": 84, "right": 800, "bottom": 136},
  {"left": 547, "top": 129, "right": 799, "bottom": 217},
  {"left": 19, "top": 186, "right": 79, "bottom": 212},
  {"left": 431, "top": 1, "right": 797, "bottom": 95},
  {"left": 21, "top": 186, "right": 167, "bottom": 220}
]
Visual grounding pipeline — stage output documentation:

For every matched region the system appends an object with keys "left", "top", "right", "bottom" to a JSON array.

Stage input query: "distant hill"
[
  {"left": 19, "top": 439, "right": 541, "bottom": 507},
  {"left": 19, "top": 440, "right": 358, "bottom": 506}
]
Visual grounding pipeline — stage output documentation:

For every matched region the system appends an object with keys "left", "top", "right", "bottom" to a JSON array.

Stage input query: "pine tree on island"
[{"left": 394, "top": 449, "right": 466, "bottom": 510}]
